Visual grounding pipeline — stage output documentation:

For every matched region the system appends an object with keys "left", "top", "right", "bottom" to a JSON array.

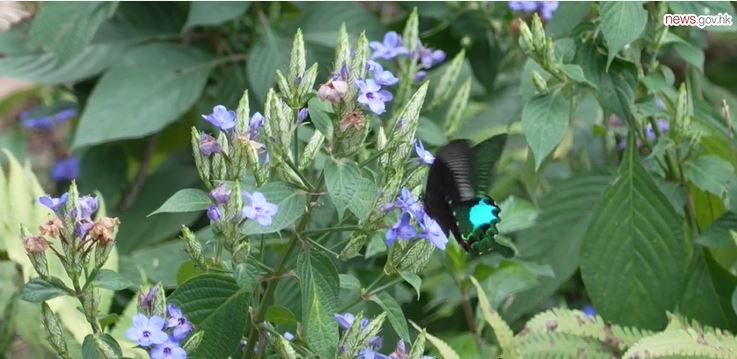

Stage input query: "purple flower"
[
  {"left": 202, "top": 105, "right": 236, "bottom": 132},
  {"left": 388, "top": 340, "right": 407, "bottom": 359},
  {"left": 54, "top": 108, "right": 78, "bottom": 122},
  {"left": 418, "top": 214, "right": 448, "bottom": 250},
  {"left": 139, "top": 284, "right": 159, "bottom": 314},
  {"left": 414, "top": 139, "right": 435, "bottom": 165},
  {"left": 199, "top": 133, "right": 221, "bottom": 157},
  {"left": 51, "top": 156, "right": 79, "bottom": 181},
  {"left": 508, "top": 1, "right": 538, "bottom": 12},
  {"left": 297, "top": 108, "right": 309, "bottom": 123},
  {"left": 539, "top": 1, "right": 559, "bottom": 20},
  {"left": 125, "top": 314, "right": 168, "bottom": 347},
  {"left": 656, "top": 98, "right": 665, "bottom": 109},
  {"left": 356, "top": 79, "right": 393, "bottom": 115},
  {"left": 78, "top": 195, "right": 99, "bottom": 218},
  {"left": 284, "top": 332, "right": 294, "bottom": 341},
  {"left": 209, "top": 185, "right": 230, "bottom": 205},
  {"left": 370, "top": 31, "right": 409, "bottom": 60},
  {"left": 207, "top": 205, "right": 221, "bottom": 222},
  {"left": 241, "top": 191, "right": 278, "bottom": 226},
  {"left": 415, "top": 43, "right": 445, "bottom": 69},
  {"left": 75, "top": 217, "right": 94, "bottom": 238},
  {"left": 583, "top": 305, "right": 596, "bottom": 318},
  {"left": 150, "top": 340, "right": 187, "bottom": 359},
  {"left": 249, "top": 112, "right": 265, "bottom": 139},
  {"left": 359, "top": 347, "right": 387, "bottom": 359},
  {"left": 385, "top": 212, "right": 417, "bottom": 245},
  {"left": 335, "top": 313, "right": 356, "bottom": 330},
  {"left": 645, "top": 119, "right": 670, "bottom": 140},
  {"left": 397, "top": 188, "right": 424, "bottom": 217},
  {"left": 38, "top": 193, "right": 69, "bottom": 214},
  {"left": 366, "top": 61, "right": 399, "bottom": 87},
  {"left": 166, "top": 304, "right": 192, "bottom": 341},
  {"left": 414, "top": 71, "right": 427, "bottom": 82},
  {"left": 21, "top": 114, "right": 54, "bottom": 130}
]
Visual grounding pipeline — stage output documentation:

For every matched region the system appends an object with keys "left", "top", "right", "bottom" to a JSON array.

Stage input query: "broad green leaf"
[
  {"left": 168, "top": 274, "right": 249, "bottom": 359},
  {"left": 339, "top": 274, "right": 361, "bottom": 290},
  {"left": 546, "top": 2, "right": 592, "bottom": 37},
  {"left": 73, "top": 43, "right": 213, "bottom": 147},
  {"left": 266, "top": 305, "right": 297, "bottom": 326},
  {"left": 370, "top": 292, "right": 411, "bottom": 343},
  {"left": 409, "top": 321, "right": 460, "bottom": 359},
  {"left": 30, "top": 2, "right": 118, "bottom": 61},
  {"left": 234, "top": 261, "right": 262, "bottom": 293},
  {"left": 246, "top": 21, "right": 290, "bottom": 104},
  {"left": 680, "top": 249, "right": 737, "bottom": 331},
  {"left": 469, "top": 277, "right": 516, "bottom": 358},
  {"left": 81, "top": 333, "right": 122, "bottom": 359},
  {"left": 298, "top": 2, "right": 384, "bottom": 47},
  {"left": 417, "top": 117, "right": 448, "bottom": 146},
  {"left": 297, "top": 249, "right": 339, "bottom": 358},
  {"left": 521, "top": 92, "right": 571, "bottom": 169},
  {"left": 92, "top": 269, "right": 135, "bottom": 291},
  {"left": 697, "top": 212, "right": 737, "bottom": 248},
  {"left": 497, "top": 196, "right": 537, "bottom": 234},
  {"left": 183, "top": 2, "right": 251, "bottom": 30},
  {"left": 148, "top": 188, "right": 210, "bottom": 216},
  {"left": 558, "top": 64, "right": 596, "bottom": 89},
  {"left": 324, "top": 159, "right": 376, "bottom": 221},
  {"left": 574, "top": 43, "right": 638, "bottom": 120},
  {"left": 307, "top": 97, "right": 334, "bottom": 140},
  {"left": 399, "top": 271, "right": 422, "bottom": 299},
  {"left": 664, "top": 33, "right": 705, "bottom": 72},
  {"left": 0, "top": 44, "right": 124, "bottom": 84},
  {"left": 581, "top": 138, "right": 686, "bottom": 329},
  {"left": 242, "top": 182, "right": 308, "bottom": 235},
  {"left": 669, "top": 2, "right": 737, "bottom": 32},
  {"left": 600, "top": 2, "right": 647, "bottom": 67},
  {"left": 19, "top": 278, "right": 69, "bottom": 303},
  {"left": 684, "top": 155, "right": 737, "bottom": 197}
]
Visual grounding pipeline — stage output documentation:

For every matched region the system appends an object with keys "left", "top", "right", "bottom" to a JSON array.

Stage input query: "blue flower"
[
  {"left": 166, "top": 304, "right": 193, "bottom": 342},
  {"left": 396, "top": 188, "right": 424, "bottom": 217},
  {"left": 242, "top": 191, "right": 278, "bottom": 226},
  {"left": 414, "top": 139, "right": 435, "bottom": 165},
  {"left": 385, "top": 212, "right": 417, "bottom": 245},
  {"left": 150, "top": 339, "right": 187, "bottom": 359},
  {"left": 207, "top": 205, "right": 221, "bottom": 222},
  {"left": 249, "top": 112, "right": 265, "bottom": 139},
  {"left": 366, "top": 61, "right": 399, "bottom": 87},
  {"left": 334, "top": 313, "right": 356, "bottom": 330},
  {"left": 415, "top": 43, "right": 446, "bottom": 69},
  {"left": 583, "top": 305, "right": 596, "bottom": 318},
  {"left": 199, "top": 133, "right": 221, "bottom": 157},
  {"left": 209, "top": 185, "right": 230, "bottom": 205},
  {"left": 78, "top": 195, "right": 99, "bottom": 218},
  {"left": 38, "top": 193, "right": 69, "bottom": 214},
  {"left": 369, "top": 31, "right": 409, "bottom": 60},
  {"left": 508, "top": 1, "right": 538, "bottom": 11},
  {"left": 297, "top": 108, "right": 309, "bottom": 123},
  {"left": 284, "top": 332, "right": 295, "bottom": 341},
  {"left": 508, "top": 1, "right": 558, "bottom": 20},
  {"left": 539, "top": 1, "right": 559, "bottom": 20},
  {"left": 414, "top": 71, "right": 427, "bottom": 83},
  {"left": 75, "top": 217, "right": 94, "bottom": 238},
  {"left": 418, "top": 214, "right": 448, "bottom": 250},
  {"left": 645, "top": 119, "right": 669, "bottom": 140},
  {"left": 388, "top": 340, "right": 407, "bottom": 359},
  {"left": 202, "top": 105, "right": 236, "bottom": 132},
  {"left": 356, "top": 79, "right": 393, "bottom": 115},
  {"left": 51, "top": 156, "right": 79, "bottom": 181},
  {"left": 54, "top": 108, "right": 78, "bottom": 122},
  {"left": 21, "top": 114, "right": 54, "bottom": 130},
  {"left": 125, "top": 314, "right": 168, "bottom": 347}
]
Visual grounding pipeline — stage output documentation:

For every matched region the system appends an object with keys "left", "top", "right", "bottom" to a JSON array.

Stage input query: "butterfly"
[{"left": 423, "top": 134, "right": 513, "bottom": 256}]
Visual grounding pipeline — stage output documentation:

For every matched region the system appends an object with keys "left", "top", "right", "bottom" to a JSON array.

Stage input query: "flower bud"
[
  {"left": 38, "top": 217, "right": 63, "bottom": 239},
  {"left": 531, "top": 13, "right": 545, "bottom": 52},
  {"left": 183, "top": 331, "right": 204, "bottom": 353},
  {"left": 181, "top": 226, "right": 206, "bottom": 268},
  {"left": 518, "top": 20, "right": 534, "bottom": 54},
  {"left": 42, "top": 303, "right": 69, "bottom": 357},
  {"left": 531, "top": 70, "right": 549, "bottom": 94},
  {"left": 275, "top": 69, "right": 294, "bottom": 101},
  {"left": 23, "top": 235, "right": 50, "bottom": 253},
  {"left": 89, "top": 217, "right": 120, "bottom": 245},
  {"left": 231, "top": 241, "right": 250, "bottom": 265},
  {"left": 191, "top": 127, "right": 212, "bottom": 188},
  {"left": 317, "top": 79, "right": 348, "bottom": 103},
  {"left": 299, "top": 130, "right": 325, "bottom": 171}
]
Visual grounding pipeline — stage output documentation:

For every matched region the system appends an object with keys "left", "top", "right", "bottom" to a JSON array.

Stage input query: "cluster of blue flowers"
[
  {"left": 334, "top": 313, "right": 433, "bottom": 359},
  {"left": 125, "top": 304, "right": 192, "bottom": 359},
  {"left": 508, "top": 1, "right": 559, "bottom": 21},
  {"left": 383, "top": 187, "right": 448, "bottom": 251},
  {"left": 38, "top": 192, "right": 99, "bottom": 239},
  {"left": 206, "top": 184, "right": 279, "bottom": 227},
  {"left": 200, "top": 105, "right": 269, "bottom": 164}
]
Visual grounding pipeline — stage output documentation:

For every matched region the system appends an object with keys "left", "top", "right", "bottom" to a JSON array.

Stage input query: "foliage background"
[{"left": 3, "top": 1, "right": 737, "bottom": 358}]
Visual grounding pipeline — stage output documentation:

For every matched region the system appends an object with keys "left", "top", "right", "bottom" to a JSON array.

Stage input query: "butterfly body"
[{"left": 423, "top": 135, "right": 511, "bottom": 256}]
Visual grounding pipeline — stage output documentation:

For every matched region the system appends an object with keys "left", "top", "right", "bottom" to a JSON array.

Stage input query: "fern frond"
[
  {"left": 515, "top": 332, "right": 616, "bottom": 359},
  {"left": 522, "top": 308, "right": 653, "bottom": 350}
]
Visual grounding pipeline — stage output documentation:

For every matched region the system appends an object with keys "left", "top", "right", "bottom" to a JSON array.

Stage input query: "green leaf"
[
  {"left": 399, "top": 271, "right": 422, "bottom": 299},
  {"left": 600, "top": 2, "right": 647, "bottom": 67},
  {"left": 73, "top": 43, "right": 213, "bottom": 147},
  {"left": 30, "top": 2, "right": 118, "bottom": 61},
  {"left": 417, "top": 117, "right": 448, "bottom": 146},
  {"left": 697, "top": 212, "right": 737, "bottom": 248},
  {"left": 574, "top": 43, "right": 638, "bottom": 121},
  {"left": 580, "top": 138, "right": 686, "bottom": 329},
  {"left": 242, "top": 182, "right": 308, "bottom": 235},
  {"left": 234, "top": 261, "right": 262, "bottom": 293},
  {"left": 246, "top": 21, "right": 290, "bottom": 104},
  {"left": 497, "top": 196, "right": 537, "bottom": 234},
  {"left": 516, "top": 332, "right": 615, "bottom": 358},
  {"left": 558, "top": 64, "right": 596, "bottom": 89},
  {"left": 92, "top": 269, "right": 135, "bottom": 291},
  {"left": 266, "top": 305, "right": 298, "bottom": 326},
  {"left": 370, "top": 292, "right": 411, "bottom": 343},
  {"left": 521, "top": 92, "right": 571, "bottom": 169},
  {"left": 409, "top": 321, "right": 460, "bottom": 359},
  {"left": 680, "top": 249, "right": 737, "bottom": 330},
  {"left": 307, "top": 97, "right": 334, "bottom": 140},
  {"left": 297, "top": 249, "right": 339, "bottom": 358},
  {"left": 684, "top": 155, "right": 737, "bottom": 197},
  {"left": 546, "top": 2, "right": 592, "bottom": 37},
  {"left": 19, "top": 278, "right": 69, "bottom": 303},
  {"left": 168, "top": 274, "right": 249, "bottom": 359},
  {"left": 82, "top": 333, "right": 122, "bottom": 359},
  {"left": 148, "top": 188, "right": 210, "bottom": 216},
  {"left": 664, "top": 33, "right": 705, "bottom": 72},
  {"left": 324, "top": 159, "right": 377, "bottom": 221},
  {"left": 298, "top": 3, "right": 384, "bottom": 47},
  {"left": 469, "top": 277, "right": 516, "bottom": 358},
  {"left": 183, "top": 2, "right": 250, "bottom": 30}
]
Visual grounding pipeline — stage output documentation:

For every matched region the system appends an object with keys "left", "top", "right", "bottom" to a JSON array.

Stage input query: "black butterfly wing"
[
  {"left": 471, "top": 134, "right": 507, "bottom": 195},
  {"left": 423, "top": 140, "right": 476, "bottom": 241}
]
